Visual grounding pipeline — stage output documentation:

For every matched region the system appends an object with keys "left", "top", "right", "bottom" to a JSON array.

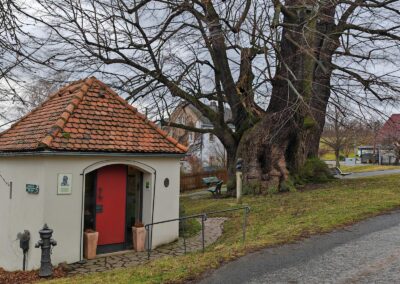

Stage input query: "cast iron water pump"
[{"left": 35, "top": 224, "right": 57, "bottom": 277}]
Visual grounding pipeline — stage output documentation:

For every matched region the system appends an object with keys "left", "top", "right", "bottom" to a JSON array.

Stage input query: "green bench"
[{"left": 202, "top": 177, "right": 223, "bottom": 197}]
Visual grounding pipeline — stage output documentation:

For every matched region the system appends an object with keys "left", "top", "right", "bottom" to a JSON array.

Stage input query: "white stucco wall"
[{"left": 0, "top": 154, "right": 181, "bottom": 271}]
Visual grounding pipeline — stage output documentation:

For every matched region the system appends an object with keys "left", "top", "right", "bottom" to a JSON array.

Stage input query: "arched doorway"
[{"left": 84, "top": 164, "right": 144, "bottom": 254}]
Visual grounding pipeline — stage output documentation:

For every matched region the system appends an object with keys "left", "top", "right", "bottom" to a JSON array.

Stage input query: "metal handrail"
[
  {"left": 204, "top": 206, "right": 251, "bottom": 243},
  {"left": 145, "top": 213, "right": 207, "bottom": 259},
  {"left": 144, "top": 206, "right": 250, "bottom": 259},
  {"left": 144, "top": 213, "right": 207, "bottom": 228}
]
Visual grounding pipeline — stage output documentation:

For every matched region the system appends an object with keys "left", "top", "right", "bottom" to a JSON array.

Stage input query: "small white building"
[{"left": 0, "top": 77, "right": 186, "bottom": 271}]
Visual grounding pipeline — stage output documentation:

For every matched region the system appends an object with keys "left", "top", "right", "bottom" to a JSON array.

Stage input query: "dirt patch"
[{"left": 0, "top": 267, "right": 66, "bottom": 284}]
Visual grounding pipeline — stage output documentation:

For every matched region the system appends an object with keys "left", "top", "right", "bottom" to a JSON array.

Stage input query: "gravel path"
[
  {"left": 200, "top": 210, "right": 400, "bottom": 284},
  {"left": 68, "top": 217, "right": 227, "bottom": 275}
]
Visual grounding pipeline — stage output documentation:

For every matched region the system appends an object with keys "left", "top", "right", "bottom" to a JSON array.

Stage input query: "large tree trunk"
[
  {"left": 306, "top": 71, "right": 331, "bottom": 158},
  {"left": 335, "top": 148, "right": 340, "bottom": 168},
  {"left": 306, "top": 3, "right": 337, "bottom": 158},
  {"left": 236, "top": 113, "right": 291, "bottom": 193},
  {"left": 225, "top": 144, "right": 238, "bottom": 195},
  {"left": 236, "top": 1, "right": 337, "bottom": 193}
]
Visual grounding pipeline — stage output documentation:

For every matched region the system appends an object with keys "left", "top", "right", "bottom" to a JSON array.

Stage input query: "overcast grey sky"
[{"left": 1, "top": 0, "right": 399, "bottom": 131}]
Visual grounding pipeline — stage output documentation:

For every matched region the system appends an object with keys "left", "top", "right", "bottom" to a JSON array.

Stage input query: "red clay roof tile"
[{"left": 0, "top": 77, "right": 187, "bottom": 154}]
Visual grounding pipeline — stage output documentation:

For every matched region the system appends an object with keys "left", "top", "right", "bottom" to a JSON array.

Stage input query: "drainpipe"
[
  {"left": 0, "top": 173, "right": 12, "bottom": 199},
  {"left": 149, "top": 171, "right": 157, "bottom": 251},
  {"left": 78, "top": 172, "right": 86, "bottom": 264}
]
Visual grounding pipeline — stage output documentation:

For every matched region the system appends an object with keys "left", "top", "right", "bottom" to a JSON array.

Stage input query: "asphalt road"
[
  {"left": 338, "top": 169, "right": 400, "bottom": 179},
  {"left": 199, "top": 210, "right": 400, "bottom": 284}
]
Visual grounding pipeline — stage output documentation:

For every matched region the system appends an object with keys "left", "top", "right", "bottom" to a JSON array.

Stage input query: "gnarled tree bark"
[{"left": 237, "top": 1, "right": 338, "bottom": 193}]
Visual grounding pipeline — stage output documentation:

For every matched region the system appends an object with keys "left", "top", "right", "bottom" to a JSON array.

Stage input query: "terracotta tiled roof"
[{"left": 0, "top": 77, "right": 187, "bottom": 154}]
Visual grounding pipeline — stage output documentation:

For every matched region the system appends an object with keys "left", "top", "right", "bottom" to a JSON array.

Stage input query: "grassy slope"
[
  {"left": 320, "top": 152, "right": 356, "bottom": 161},
  {"left": 319, "top": 142, "right": 355, "bottom": 160},
  {"left": 48, "top": 175, "right": 400, "bottom": 284},
  {"left": 340, "top": 165, "right": 400, "bottom": 173}
]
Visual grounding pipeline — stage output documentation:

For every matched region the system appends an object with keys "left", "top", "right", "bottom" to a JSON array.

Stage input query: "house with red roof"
[
  {"left": 376, "top": 114, "right": 400, "bottom": 164},
  {"left": 0, "top": 77, "right": 187, "bottom": 271}
]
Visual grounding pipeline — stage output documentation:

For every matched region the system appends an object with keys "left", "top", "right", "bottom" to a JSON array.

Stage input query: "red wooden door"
[{"left": 96, "top": 165, "right": 127, "bottom": 246}]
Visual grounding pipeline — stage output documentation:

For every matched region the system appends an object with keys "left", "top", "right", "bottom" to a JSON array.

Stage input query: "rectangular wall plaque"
[
  {"left": 26, "top": 184, "right": 39, "bottom": 194},
  {"left": 57, "top": 174, "right": 72, "bottom": 195}
]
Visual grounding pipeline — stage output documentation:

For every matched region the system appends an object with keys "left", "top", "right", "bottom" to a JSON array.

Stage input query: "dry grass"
[
  {"left": 47, "top": 174, "right": 400, "bottom": 284},
  {"left": 340, "top": 164, "right": 400, "bottom": 173}
]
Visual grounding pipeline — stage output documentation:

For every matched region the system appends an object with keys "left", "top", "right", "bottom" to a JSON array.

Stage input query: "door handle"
[
  {"left": 98, "top": 187, "right": 103, "bottom": 200},
  {"left": 96, "top": 204, "right": 103, "bottom": 213}
]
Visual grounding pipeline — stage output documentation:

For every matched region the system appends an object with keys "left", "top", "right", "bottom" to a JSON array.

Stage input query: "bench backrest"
[{"left": 202, "top": 176, "right": 220, "bottom": 184}]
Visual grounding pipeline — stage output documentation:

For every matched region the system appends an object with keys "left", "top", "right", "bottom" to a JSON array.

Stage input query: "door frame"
[
  {"left": 80, "top": 159, "right": 156, "bottom": 261},
  {"left": 125, "top": 168, "right": 144, "bottom": 250}
]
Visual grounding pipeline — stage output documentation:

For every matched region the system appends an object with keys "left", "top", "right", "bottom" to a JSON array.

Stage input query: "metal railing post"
[
  {"left": 182, "top": 219, "right": 187, "bottom": 254},
  {"left": 201, "top": 214, "right": 206, "bottom": 253},
  {"left": 205, "top": 206, "right": 250, "bottom": 245},
  {"left": 146, "top": 225, "right": 151, "bottom": 260},
  {"left": 242, "top": 207, "right": 248, "bottom": 243}
]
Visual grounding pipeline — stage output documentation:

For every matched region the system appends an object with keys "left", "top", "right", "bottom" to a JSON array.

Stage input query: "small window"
[
  {"left": 209, "top": 133, "right": 214, "bottom": 142},
  {"left": 209, "top": 156, "right": 215, "bottom": 165},
  {"left": 188, "top": 133, "right": 193, "bottom": 143},
  {"left": 178, "top": 116, "right": 186, "bottom": 125}
]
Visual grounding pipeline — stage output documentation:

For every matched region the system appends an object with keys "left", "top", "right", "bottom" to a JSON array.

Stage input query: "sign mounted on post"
[
  {"left": 57, "top": 174, "right": 72, "bottom": 195},
  {"left": 26, "top": 184, "right": 39, "bottom": 194}
]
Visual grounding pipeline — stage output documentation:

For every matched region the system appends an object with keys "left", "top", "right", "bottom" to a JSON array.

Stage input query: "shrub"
[
  {"left": 279, "top": 178, "right": 297, "bottom": 193},
  {"left": 242, "top": 180, "right": 261, "bottom": 195},
  {"left": 242, "top": 179, "right": 296, "bottom": 195},
  {"left": 295, "top": 157, "right": 334, "bottom": 184},
  {"left": 267, "top": 185, "right": 280, "bottom": 195},
  {"left": 179, "top": 205, "right": 201, "bottom": 238}
]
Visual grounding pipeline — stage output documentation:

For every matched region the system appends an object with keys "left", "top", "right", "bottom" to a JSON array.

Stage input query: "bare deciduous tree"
[
  {"left": 6, "top": 0, "right": 400, "bottom": 193},
  {"left": 0, "top": 1, "right": 62, "bottom": 128},
  {"left": 321, "top": 107, "right": 355, "bottom": 167}
]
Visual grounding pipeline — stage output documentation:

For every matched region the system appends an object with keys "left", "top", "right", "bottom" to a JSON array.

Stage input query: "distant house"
[
  {"left": 357, "top": 145, "right": 378, "bottom": 164},
  {"left": 377, "top": 114, "right": 400, "bottom": 164},
  {"left": 165, "top": 102, "right": 232, "bottom": 172}
]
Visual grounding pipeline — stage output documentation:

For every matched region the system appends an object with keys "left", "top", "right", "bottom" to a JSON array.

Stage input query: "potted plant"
[
  {"left": 132, "top": 221, "right": 146, "bottom": 252},
  {"left": 83, "top": 229, "right": 98, "bottom": 259}
]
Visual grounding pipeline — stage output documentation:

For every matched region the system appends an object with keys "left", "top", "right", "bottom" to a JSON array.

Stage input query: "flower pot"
[
  {"left": 84, "top": 230, "right": 98, "bottom": 260},
  {"left": 132, "top": 226, "right": 146, "bottom": 252}
]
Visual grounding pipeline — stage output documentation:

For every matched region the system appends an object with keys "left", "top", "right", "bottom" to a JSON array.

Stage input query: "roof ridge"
[
  {"left": 0, "top": 79, "right": 87, "bottom": 139},
  {"left": 0, "top": 77, "right": 187, "bottom": 154},
  {"left": 92, "top": 79, "right": 188, "bottom": 153},
  {"left": 39, "top": 77, "right": 95, "bottom": 148}
]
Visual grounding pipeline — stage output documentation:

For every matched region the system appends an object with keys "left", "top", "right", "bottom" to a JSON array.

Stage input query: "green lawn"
[
  {"left": 340, "top": 165, "right": 400, "bottom": 173},
  {"left": 319, "top": 142, "right": 355, "bottom": 161},
  {"left": 320, "top": 152, "right": 356, "bottom": 161},
  {"left": 48, "top": 175, "right": 400, "bottom": 284}
]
